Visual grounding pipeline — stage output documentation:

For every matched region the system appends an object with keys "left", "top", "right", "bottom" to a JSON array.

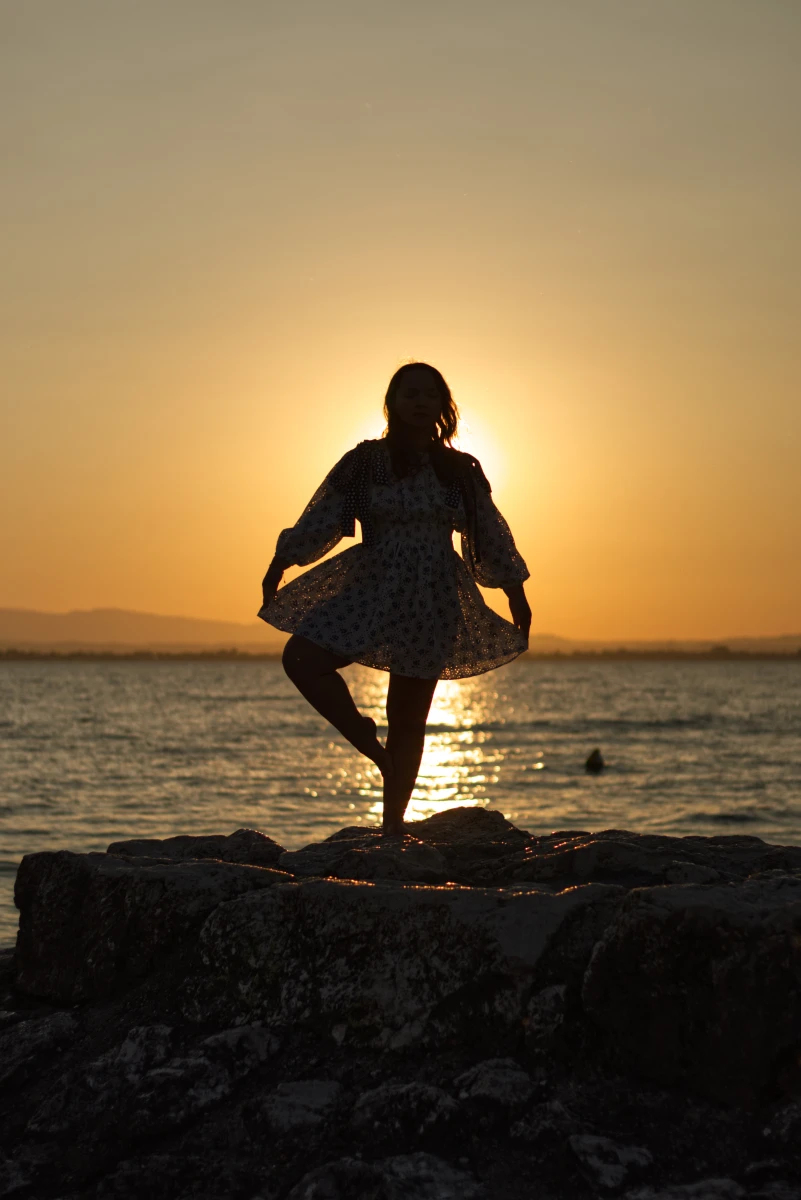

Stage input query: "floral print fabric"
[{"left": 258, "top": 440, "right": 530, "bottom": 680}]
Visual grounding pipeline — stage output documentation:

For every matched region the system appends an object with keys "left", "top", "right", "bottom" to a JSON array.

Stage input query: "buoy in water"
[{"left": 585, "top": 748, "right": 605, "bottom": 773}]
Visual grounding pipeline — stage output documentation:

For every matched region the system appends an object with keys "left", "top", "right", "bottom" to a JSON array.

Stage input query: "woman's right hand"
[{"left": 261, "top": 556, "right": 288, "bottom": 609}]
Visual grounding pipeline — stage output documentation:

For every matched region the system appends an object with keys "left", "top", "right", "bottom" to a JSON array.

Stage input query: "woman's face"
[{"left": 391, "top": 368, "right": 443, "bottom": 430}]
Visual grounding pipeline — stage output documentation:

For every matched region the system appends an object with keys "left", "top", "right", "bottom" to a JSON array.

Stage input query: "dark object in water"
[{"left": 585, "top": 748, "right": 605, "bottom": 773}]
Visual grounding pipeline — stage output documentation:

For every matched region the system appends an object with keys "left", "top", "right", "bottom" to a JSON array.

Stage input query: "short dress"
[{"left": 258, "top": 439, "right": 530, "bottom": 680}]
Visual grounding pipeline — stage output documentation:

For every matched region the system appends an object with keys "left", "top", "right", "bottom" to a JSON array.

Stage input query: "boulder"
[
  {"left": 279, "top": 829, "right": 447, "bottom": 884},
  {"left": 181, "top": 876, "right": 620, "bottom": 1046},
  {"left": 504, "top": 829, "right": 801, "bottom": 891},
  {"left": 14, "top": 850, "right": 290, "bottom": 1002},
  {"left": 582, "top": 876, "right": 801, "bottom": 1103},
  {"left": 107, "top": 827, "right": 286, "bottom": 868}
]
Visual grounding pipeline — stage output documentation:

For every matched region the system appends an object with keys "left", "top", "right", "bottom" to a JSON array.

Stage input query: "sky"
[{"left": 2, "top": 0, "right": 800, "bottom": 640}]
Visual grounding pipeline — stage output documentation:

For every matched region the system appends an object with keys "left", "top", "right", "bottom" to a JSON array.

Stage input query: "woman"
[{"left": 259, "top": 362, "right": 531, "bottom": 835}]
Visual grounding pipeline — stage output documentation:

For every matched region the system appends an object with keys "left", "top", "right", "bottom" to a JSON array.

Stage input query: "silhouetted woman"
[{"left": 259, "top": 363, "right": 531, "bottom": 835}]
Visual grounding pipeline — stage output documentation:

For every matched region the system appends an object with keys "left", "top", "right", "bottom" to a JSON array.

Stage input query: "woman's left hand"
[{"left": 504, "top": 584, "right": 531, "bottom": 644}]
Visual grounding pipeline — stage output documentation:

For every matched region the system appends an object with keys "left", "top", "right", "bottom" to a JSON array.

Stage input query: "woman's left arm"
[{"left": 458, "top": 469, "right": 531, "bottom": 640}]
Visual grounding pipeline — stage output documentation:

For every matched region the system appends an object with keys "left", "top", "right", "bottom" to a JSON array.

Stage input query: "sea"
[{"left": 1, "top": 658, "right": 800, "bottom": 946}]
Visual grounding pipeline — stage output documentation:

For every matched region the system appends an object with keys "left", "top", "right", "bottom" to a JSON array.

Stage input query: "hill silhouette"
[{"left": 0, "top": 608, "right": 799, "bottom": 657}]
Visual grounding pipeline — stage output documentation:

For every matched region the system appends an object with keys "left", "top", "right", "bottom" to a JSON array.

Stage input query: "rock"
[
  {"left": 107, "top": 827, "right": 286, "bottom": 868},
  {"left": 569, "top": 1133, "right": 652, "bottom": 1190},
  {"left": 582, "top": 876, "right": 801, "bottom": 1103},
  {"left": 14, "top": 850, "right": 290, "bottom": 1003},
  {"left": 261, "top": 1080, "right": 341, "bottom": 1132},
  {"left": 506, "top": 829, "right": 801, "bottom": 891},
  {"left": 406, "top": 807, "right": 532, "bottom": 885},
  {"left": 455, "top": 1058, "right": 535, "bottom": 1109},
  {"left": 350, "top": 1082, "right": 458, "bottom": 1151},
  {"left": 749, "top": 1186, "right": 801, "bottom": 1200},
  {"left": 285, "top": 1151, "right": 486, "bottom": 1199},
  {"left": 279, "top": 830, "right": 448, "bottom": 884},
  {"left": 29, "top": 1023, "right": 276, "bottom": 1145},
  {"left": 182, "top": 876, "right": 620, "bottom": 1046},
  {"left": 0, "top": 1010, "right": 78, "bottom": 1088},
  {"left": 624, "top": 1182, "right": 745, "bottom": 1199}
]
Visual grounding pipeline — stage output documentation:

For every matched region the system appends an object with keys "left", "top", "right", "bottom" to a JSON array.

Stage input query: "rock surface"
[
  {"left": 14, "top": 849, "right": 290, "bottom": 1001},
  {"left": 4, "top": 806, "right": 801, "bottom": 1199},
  {"left": 107, "top": 827, "right": 287, "bottom": 868}
]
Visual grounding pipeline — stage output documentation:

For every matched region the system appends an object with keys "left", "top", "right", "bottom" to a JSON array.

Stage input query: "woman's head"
[{"left": 383, "top": 362, "right": 458, "bottom": 445}]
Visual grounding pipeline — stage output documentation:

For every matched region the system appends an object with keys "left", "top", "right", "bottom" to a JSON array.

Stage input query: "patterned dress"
[{"left": 258, "top": 439, "right": 530, "bottom": 680}]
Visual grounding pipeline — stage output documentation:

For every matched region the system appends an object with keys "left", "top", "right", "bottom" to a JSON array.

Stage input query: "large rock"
[
  {"left": 107, "top": 827, "right": 286, "bottom": 868},
  {"left": 182, "top": 876, "right": 620, "bottom": 1047},
  {"left": 279, "top": 828, "right": 448, "bottom": 883},
  {"left": 14, "top": 850, "right": 290, "bottom": 1002},
  {"left": 582, "top": 875, "right": 801, "bottom": 1103},
  {"left": 496, "top": 828, "right": 801, "bottom": 890}
]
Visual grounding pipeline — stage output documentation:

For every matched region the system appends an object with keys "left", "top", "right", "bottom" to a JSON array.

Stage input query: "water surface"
[{"left": 2, "top": 659, "right": 800, "bottom": 944}]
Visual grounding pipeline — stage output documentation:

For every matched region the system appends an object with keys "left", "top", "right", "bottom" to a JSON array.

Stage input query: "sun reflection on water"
[{"left": 355, "top": 674, "right": 505, "bottom": 824}]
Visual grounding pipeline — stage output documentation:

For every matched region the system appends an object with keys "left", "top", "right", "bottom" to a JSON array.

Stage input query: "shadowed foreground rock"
[{"left": 3, "top": 808, "right": 801, "bottom": 1200}]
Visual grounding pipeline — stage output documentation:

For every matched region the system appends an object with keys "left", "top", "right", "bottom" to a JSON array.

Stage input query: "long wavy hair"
[{"left": 383, "top": 362, "right": 461, "bottom": 481}]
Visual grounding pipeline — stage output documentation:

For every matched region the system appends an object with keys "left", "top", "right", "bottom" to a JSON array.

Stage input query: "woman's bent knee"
[{"left": 282, "top": 635, "right": 348, "bottom": 684}]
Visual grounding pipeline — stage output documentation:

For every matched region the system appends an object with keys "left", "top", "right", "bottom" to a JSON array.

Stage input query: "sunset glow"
[{"left": 2, "top": 2, "right": 800, "bottom": 640}]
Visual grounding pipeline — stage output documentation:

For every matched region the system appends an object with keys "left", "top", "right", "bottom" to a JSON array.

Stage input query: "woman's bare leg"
[
  {"left": 282, "top": 635, "right": 391, "bottom": 773},
  {"left": 382, "top": 673, "right": 438, "bottom": 834}
]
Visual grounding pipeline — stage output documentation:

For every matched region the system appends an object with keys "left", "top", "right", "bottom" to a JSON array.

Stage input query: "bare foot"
[
  {"left": 381, "top": 818, "right": 405, "bottom": 838},
  {"left": 359, "top": 716, "right": 394, "bottom": 777}
]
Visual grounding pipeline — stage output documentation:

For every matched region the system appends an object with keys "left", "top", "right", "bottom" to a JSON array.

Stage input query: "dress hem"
[{"left": 257, "top": 607, "right": 526, "bottom": 681}]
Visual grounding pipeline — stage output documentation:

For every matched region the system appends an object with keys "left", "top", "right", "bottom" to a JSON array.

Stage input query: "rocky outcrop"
[
  {"left": 181, "top": 875, "right": 620, "bottom": 1046},
  {"left": 582, "top": 875, "right": 801, "bottom": 1104},
  {"left": 14, "top": 848, "right": 290, "bottom": 1001},
  {"left": 4, "top": 807, "right": 801, "bottom": 1199},
  {"left": 107, "top": 827, "right": 286, "bottom": 868}
]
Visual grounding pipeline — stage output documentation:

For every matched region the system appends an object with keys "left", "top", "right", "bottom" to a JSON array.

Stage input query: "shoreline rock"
[{"left": 3, "top": 807, "right": 801, "bottom": 1199}]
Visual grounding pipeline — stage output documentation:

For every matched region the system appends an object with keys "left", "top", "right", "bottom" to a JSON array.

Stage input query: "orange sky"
[{"left": 2, "top": 1, "right": 800, "bottom": 640}]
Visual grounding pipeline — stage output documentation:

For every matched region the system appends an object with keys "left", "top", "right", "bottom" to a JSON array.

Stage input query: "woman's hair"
[{"left": 383, "top": 362, "right": 459, "bottom": 445}]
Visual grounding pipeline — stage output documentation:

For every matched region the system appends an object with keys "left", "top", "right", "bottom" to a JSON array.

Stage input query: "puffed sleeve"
[
  {"left": 275, "top": 448, "right": 357, "bottom": 567},
  {"left": 459, "top": 467, "right": 530, "bottom": 589}
]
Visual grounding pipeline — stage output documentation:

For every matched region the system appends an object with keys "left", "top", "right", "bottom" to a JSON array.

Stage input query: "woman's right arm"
[
  {"left": 261, "top": 555, "right": 290, "bottom": 609},
  {"left": 259, "top": 447, "right": 358, "bottom": 609}
]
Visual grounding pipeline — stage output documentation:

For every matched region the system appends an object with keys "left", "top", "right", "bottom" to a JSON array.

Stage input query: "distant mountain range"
[{"left": 1, "top": 608, "right": 800, "bottom": 656}]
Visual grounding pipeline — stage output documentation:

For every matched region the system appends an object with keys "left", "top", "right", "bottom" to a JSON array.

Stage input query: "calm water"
[{"left": 1, "top": 659, "right": 800, "bottom": 945}]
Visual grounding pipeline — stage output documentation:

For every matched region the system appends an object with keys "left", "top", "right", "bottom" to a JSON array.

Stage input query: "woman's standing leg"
[
  {"left": 283, "top": 635, "right": 391, "bottom": 773},
  {"left": 382, "top": 673, "right": 439, "bottom": 834}
]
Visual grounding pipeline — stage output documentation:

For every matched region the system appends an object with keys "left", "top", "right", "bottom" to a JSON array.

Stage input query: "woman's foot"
[
  {"left": 381, "top": 817, "right": 405, "bottom": 837},
  {"left": 359, "top": 716, "right": 394, "bottom": 776}
]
